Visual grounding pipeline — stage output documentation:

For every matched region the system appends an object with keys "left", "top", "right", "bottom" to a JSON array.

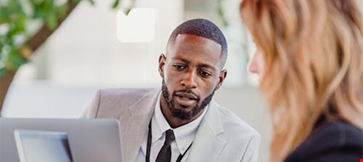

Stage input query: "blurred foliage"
[
  {"left": 0, "top": 0, "right": 131, "bottom": 77},
  {"left": 0, "top": 0, "right": 67, "bottom": 76},
  {"left": 217, "top": 0, "right": 228, "bottom": 27}
]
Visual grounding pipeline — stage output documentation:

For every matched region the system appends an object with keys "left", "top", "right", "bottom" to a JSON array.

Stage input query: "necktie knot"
[{"left": 164, "top": 129, "right": 175, "bottom": 146}]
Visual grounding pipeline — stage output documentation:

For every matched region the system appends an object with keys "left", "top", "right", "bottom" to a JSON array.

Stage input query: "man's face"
[{"left": 159, "top": 34, "right": 227, "bottom": 121}]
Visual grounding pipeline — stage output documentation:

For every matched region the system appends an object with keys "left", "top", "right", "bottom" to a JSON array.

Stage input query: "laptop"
[
  {"left": 0, "top": 118, "right": 123, "bottom": 162},
  {"left": 14, "top": 130, "right": 73, "bottom": 162}
]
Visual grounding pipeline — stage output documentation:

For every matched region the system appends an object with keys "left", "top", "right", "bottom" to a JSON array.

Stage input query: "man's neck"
[{"left": 160, "top": 96, "right": 204, "bottom": 128}]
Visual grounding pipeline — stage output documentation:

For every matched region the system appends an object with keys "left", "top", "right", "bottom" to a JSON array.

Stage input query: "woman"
[{"left": 240, "top": 0, "right": 363, "bottom": 162}]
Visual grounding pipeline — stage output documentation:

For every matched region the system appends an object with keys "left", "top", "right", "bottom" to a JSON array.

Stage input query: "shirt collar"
[{"left": 152, "top": 92, "right": 208, "bottom": 154}]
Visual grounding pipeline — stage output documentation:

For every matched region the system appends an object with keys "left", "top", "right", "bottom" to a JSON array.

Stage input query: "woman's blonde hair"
[{"left": 240, "top": 0, "right": 363, "bottom": 162}]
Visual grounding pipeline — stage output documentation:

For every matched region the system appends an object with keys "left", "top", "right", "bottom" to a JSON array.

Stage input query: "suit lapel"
[
  {"left": 187, "top": 100, "right": 226, "bottom": 162},
  {"left": 119, "top": 89, "right": 160, "bottom": 162}
]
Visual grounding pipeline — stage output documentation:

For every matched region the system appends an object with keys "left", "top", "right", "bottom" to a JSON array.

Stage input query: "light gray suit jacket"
[{"left": 82, "top": 88, "right": 260, "bottom": 162}]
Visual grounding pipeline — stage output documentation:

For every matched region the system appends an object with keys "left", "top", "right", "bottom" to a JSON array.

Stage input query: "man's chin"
[{"left": 170, "top": 105, "right": 194, "bottom": 120}]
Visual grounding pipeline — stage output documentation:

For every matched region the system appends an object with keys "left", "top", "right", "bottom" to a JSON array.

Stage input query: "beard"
[{"left": 161, "top": 80, "right": 215, "bottom": 121}]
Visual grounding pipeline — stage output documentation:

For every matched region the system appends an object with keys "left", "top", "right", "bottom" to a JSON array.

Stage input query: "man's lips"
[
  {"left": 174, "top": 92, "right": 198, "bottom": 100},
  {"left": 174, "top": 92, "right": 199, "bottom": 107}
]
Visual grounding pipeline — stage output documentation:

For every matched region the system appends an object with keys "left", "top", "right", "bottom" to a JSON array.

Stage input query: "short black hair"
[{"left": 166, "top": 19, "right": 228, "bottom": 65}]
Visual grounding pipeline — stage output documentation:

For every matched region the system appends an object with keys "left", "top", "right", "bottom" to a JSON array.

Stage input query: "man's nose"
[{"left": 181, "top": 70, "right": 197, "bottom": 89}]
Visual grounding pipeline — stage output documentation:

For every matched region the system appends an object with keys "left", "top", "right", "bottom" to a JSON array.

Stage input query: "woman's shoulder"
[{"left": 284, "top": 120, "right": 363, "bottom": 162}]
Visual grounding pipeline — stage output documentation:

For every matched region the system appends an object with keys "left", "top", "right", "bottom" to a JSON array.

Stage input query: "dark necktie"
[{"left": 155, "top": 129, "right": 175, "bottom": 162}]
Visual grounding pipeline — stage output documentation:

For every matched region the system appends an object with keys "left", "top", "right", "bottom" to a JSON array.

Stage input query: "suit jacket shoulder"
[
  {"left": 217, "top": 104, "right": 260, "bottom": 162},
  {"left": 217, "top": 104, "right": 260, "bottom": 140},
  {"left": 81, "top": 88, "right": 155, "bottom": 119},
  {"left": 284, "top": 120, "right": 363, "bottom": 162}
]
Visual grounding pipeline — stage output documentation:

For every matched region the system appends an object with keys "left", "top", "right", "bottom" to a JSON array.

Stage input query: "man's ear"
[
  {"left": 215, "top": 69, "right": 227, "bottom": 90},
  {"left": 158, "top": 54, "right": 166, "bottom": 78}
]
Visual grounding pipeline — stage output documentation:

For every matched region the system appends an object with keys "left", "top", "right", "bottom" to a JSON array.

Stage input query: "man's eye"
[
  {"left": 200, "top": 71, "right": 212, "bottom": 77},
  {"left": 173, "top": 65, "right": 186, "bottom": 70}
]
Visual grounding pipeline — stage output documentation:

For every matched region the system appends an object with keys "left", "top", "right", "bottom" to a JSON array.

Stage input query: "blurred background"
[{"left": 1, "top": 0, "right": 270, "bottom": 161}]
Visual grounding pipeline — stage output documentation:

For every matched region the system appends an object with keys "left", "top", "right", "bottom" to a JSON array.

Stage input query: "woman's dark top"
[{"left": 284, "top": 117, "right": 363, "bottom": 162}]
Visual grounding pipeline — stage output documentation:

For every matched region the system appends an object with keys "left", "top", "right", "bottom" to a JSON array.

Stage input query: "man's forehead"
[
  {"left": 166, "top": 34, "right": 224, "bottom": 69},
  {"left": 172, "top": 56, "right": 214, "bottom": 65},
  {"left": 169, "top": 35, "right": 221, "bottom": 55},
  {"left": 175, "top": 34, "right": 221, "bottom": 47},
  {"left": 170, "top": 54, "right": 220, "bottom": 71}
]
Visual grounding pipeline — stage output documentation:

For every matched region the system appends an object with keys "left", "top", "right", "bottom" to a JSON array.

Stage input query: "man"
[{"left": 82, "top": 19, "right": 260, "bottom": 162}]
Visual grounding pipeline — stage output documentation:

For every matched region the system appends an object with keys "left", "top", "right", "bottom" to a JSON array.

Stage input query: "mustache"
[{"left": 173, "top": 89, "right": 199, "bottom": 101}]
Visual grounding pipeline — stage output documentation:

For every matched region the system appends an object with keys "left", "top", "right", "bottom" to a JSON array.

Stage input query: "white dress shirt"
[{"left": 135, "top": 93, "right": 208, "bottom": 162}]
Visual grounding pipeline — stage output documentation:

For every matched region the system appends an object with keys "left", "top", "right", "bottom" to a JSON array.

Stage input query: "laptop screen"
[{"left": 14, "top": 130, "right": 73, "bottom": 162}]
